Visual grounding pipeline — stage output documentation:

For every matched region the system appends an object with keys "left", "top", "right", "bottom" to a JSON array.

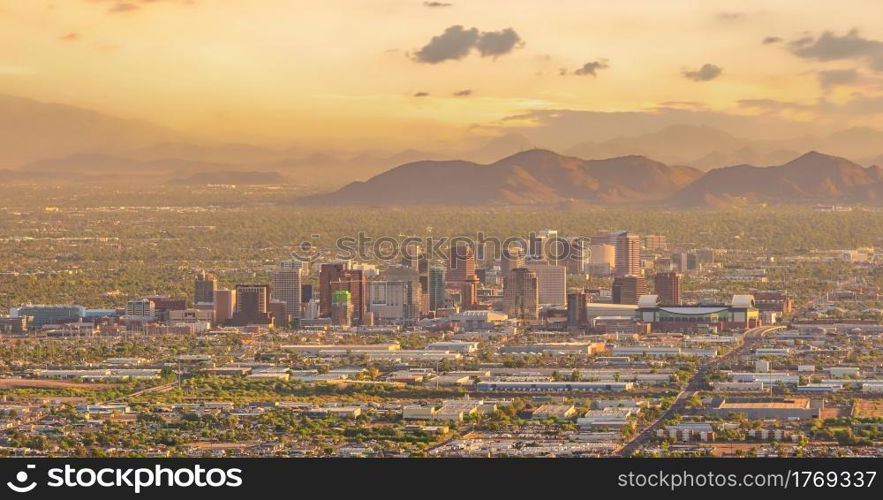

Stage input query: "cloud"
[
  {"left": 788, "top": 29, "right": 883, "bottom": 72},
  {"left": 716, "top": 12, "right": 745, "bottom": 22},
  {"left": 762, "top": 36, "right": 782, "bottom": 45},
  {"left": 573, "top": 59, "right": 609, "bottom": 77},
  {"left": 453, "top": 89, "right": 472, "bottom": 97},
  {"left": 411, "top": 25, "right": 522, "bottom": 63},
  {"left": 423, "top": 1, "right": 452, "bottom": 7},
  {"left": 475, "top": 28, "right": 523, "bottom": 58},
  {"left": 413, "top": 91, "right": 430, "bottom": 97},
  {"left": 412, "top": 25, "right": 479, "bottom": 63},
  {"left": 818, "top": 68, "right": 859, "bottom": 89},
  {"left": 682, "top": 63, "right": 723, "bottom": 81},
  {"left": 109, "top": 2, "right": 140, "bottom": 13},
  {"left": 59, "top": 32, "right": 81, "bottom": 42}
]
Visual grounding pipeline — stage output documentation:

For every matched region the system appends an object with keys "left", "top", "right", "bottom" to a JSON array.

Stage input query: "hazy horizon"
[{"left": 3, "top": 0, "right": 883, "bottom": 157}]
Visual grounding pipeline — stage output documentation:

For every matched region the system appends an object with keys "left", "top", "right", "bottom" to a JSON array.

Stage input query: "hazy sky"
[{"left": 3, "top": 0, "right": 883, "bottom": 151}]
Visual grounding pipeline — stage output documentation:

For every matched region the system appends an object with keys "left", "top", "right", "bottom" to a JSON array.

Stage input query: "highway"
[{"left": 617, "top": 325, "right": 784, "bottom": 457}]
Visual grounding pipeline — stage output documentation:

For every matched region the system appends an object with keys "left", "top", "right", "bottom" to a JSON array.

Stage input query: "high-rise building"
[
  {"left": 231, "top": 284, "right": 271, "bottom": 325},
  {"left": 446, "top": 242, "right": 475, "bottom": 285},
  {"left": 500, "top": 245, "right": 525, "bottom": 279},
  {"left": 615, "top": 232, "right": 641, "bottom": 277},
  {"left": 428, "top": 265, "right": 446, "bottom": 312},
  {"left": 612, "top": 275, "right": 647, "bottom": 305},
  {"left": 565, "top": 238, "right": 590, "bottom": 275},
  {"left": 461, "top": 274, "right": 480, "bottom": 309},
  {"left": 269, "top": 299, "right": 289, "bottom": 325},
  {"left": 566, "top": 290, "right": 589, "bottom": 327},
  {"left": 369, "top": 266, "right": 421, "bottom": 323},
  {"left": 319, "top": 262, "right": 367, "bottom": 325},
  {"left": 654, "top": 272, "right": 682, "bottom": 306},
  {"left": 642, "top": 235, "right": 668, "bottom": 251},
  {"left": 525, "top": 262, "right": 567, "bottom": 306},
  {"left": 194, "top": 271, "right": 217, "bottom": 305},
  {"left": 213, "top": 289, "right": 236, "bottom": 323},
  {"left": 503, "top": 268, "right": 539, "bottom": 320},
  {"left": 330, "top": 290, "right": 353, "bottom": 327},
  {"left": 271, "top": 265, "right": 302, "bottom": 319},
  {"left": 588, "top": 243, "right": 616, "bottom": 276},
  {"left": 125, "top": 299, "right": 155, "bottom": 321}
]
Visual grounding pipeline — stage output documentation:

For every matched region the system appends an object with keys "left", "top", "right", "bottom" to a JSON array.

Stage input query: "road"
[{"left": 617, "top": 325, "right": 784, "bottom": 457}]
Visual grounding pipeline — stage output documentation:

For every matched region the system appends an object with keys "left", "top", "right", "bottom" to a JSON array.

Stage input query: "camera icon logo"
[{"left": 7, "top": 464, "right": 37, "bottom": 493}]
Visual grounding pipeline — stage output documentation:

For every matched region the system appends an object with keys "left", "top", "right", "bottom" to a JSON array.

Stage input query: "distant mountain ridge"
[
  {"left": 301, "top": 150, "right": 883, "bottom": 207},
  {"left": 301, "top": 149, "right": 703, "bottom": 205}
]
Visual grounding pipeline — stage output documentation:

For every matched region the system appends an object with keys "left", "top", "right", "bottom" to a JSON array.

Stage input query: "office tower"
[
  {"left": 615, "top": 231, "right": 641, "bottom": 277},
  {"left": 500, "top": 245, "right": 525, "bottom": 279},
  {"left": 301, "top": 284, "right": 313, "bottom": 303},
  {"left": 330, "top": 290, "right": 353, "bottom": 327},
  {"left": 566, "top": 290, "right": 589, "bottom": 327},
  {"left": 642, "top": 235, "right": 668, "bottom": 251},
  {"left": 588, "top": 243, "right": 616, "bottom": 276},
  {"left": 428, "top": 265, "right": 446, "bottom": 312},
  {"left": 125, "top": 299, "right": 155, "bottom": 321},
  {"left": 231, "top": 284, "right": 271, "bottom": 325},
  {"left": 370, "top": 266, "right": 421, "bottom": 323},
  {"left": 525, "top": 262, "right": 567, "bottom": 306},
  {"left": 654, "top": 271, "right": 682, "bottom": 305},
  {"left": 461, "top": 274, "right": 480, "bottom": 309},
  {"left": 528, "top": 229, "right": 558, "bottom": 263},
  {"left": 213, "top": 289, "right": 236, "bottom": 323},
  {"left": 400, "top": 242, "right": 421, "bottom": 270},
  {"left": 269, "top": 299, "right": 288, "bottom": 325},
  {"left": 272, "top": 265, "right": 302, "bottom": 318},
  {"left": 280, "top": 259, "right": 304, "bottom": 271},
  {"left": 612, "top": 275, "right": 647, "bottom": 305},
  {"left": 319, "top": 262, "right": 367, "bottom": 325},
  {"left": 194, "top": 271, "right": 217, "bottom": 305},
  {"left": 503, "top": 268, "right": 539, "bottom": 320},
  {"left": 144, "top": 296, "right": 187, "bottom": 322},
  {"left": 565, "top": 238, "right": 590, "bottom": 275},
  {"left": 446, "top": 242, "right": 475, "bottom": 285}
]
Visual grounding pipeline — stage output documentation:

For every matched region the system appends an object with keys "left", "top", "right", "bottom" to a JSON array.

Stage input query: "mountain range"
[{"left": 302, "top": 150, "right": 883, "bottom": 207}]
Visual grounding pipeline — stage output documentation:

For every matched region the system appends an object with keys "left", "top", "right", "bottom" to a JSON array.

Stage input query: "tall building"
[
  {"left": 528, "top": 229, "right": 558, "bottom": 262},
  {"left": 588, "top": 243, "right": 616, "bottom": 276},
  {"left": 125, "top": 299, "right": 155, "bottom": 321},
  {"left": 500, "top": 245, "right": 525, "bottom": 279},
  {"left": 446, "top": 242, "right": 475, "bottom": 285},
  {"left": 369, "top": 266, "right": 421, "bottom": 323},
  {"left": 231, "top": 284, "right": 271, "bottom": 325},
  {"left": 642, "top": 235, "right": 668, "bottom": 251},
  {"left": 272, "top": 265, "right": 302, "bottom": 319},
  {"left": 565, "top": 238, "right": 590, "bottom": 275},
  {"left": 319, "top": 262, "right": 367, "bottom": 325},
  {"left": 654, "top": 271, "right": 682, "bottom": 306},
  {"left": 330, "top": 290, "right": 353, "bottom": 327},
  {"left": 615, "top": 232, "right": 641, "bottom": 277},
  {"left": 428, "top": 265, "right": 446, "bottom": 312},
  {"left": 461, "top": 274, "right": 480, "bottom": 309},
  {"left": 612, "top": 275, "right": 647, "bottom": 305},
  {"left": 194, "top": 271, "right": 217, "bottom": 305},
  {"left": 525, "top": 262, "right": 567, "bottom": 306},
  {"left": 567, "top": 290, "right": 589, "bottom": 328},
  {"left": 213, "top": 289, "right": 236, "bottom": 323},
  {"left": 503, "top": 268, "right": 539, "bottom": 320}
]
